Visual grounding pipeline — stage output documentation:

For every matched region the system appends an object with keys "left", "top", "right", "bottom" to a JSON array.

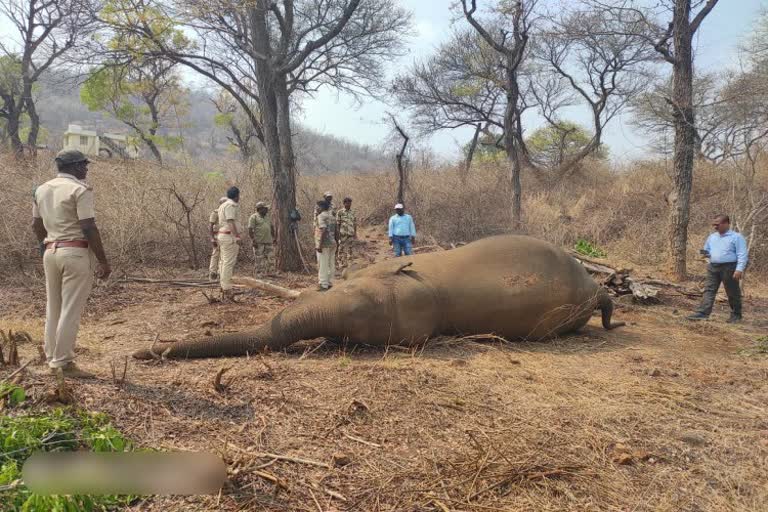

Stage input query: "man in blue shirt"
[
  {"left": 388, "top": 203, "right": 416, "bottom": 257},
  {"left": 688, "top": 214, "right": 749, "bottom": 323}
]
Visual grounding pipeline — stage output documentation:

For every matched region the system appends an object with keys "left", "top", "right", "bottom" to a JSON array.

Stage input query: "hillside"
[{"left": 34, "top": 73, "right": 390, "bottom": 174}]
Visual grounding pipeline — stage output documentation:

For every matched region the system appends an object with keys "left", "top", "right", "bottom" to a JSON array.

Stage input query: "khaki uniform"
[
  {"left": 208, "top": 209, "right": 220, "bottom": 276},
  {"left": 336, "top": 208, "right": 356, "bottom": 269},
  {"left": 32, "top": 173, "right": 96, "bottom": 369},
  {"left": 248, "top": 212, "right": 274, "bottom": 275},
  {"left": 216, "top": 199, "right": 241, "bottom": 291},
  {"left": 315, "top": 210, "right": 337, "bottom": 288}
]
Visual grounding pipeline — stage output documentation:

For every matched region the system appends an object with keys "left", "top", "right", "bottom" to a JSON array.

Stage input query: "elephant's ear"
[
  {"left": 393, "top": 262, "right": 413, "bottom": 274},
  {"left": 368, "top": 260, "right": 415, "bottom": 277}
]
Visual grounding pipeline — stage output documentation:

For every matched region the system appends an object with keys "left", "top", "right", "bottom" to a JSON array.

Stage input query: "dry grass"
[
  {"left": 1, "top": 278, "right": 767, "bottom": 511},
  {"left": 1, "top": 150, "right": 766, "bottom": 284},
  {"left": 1, "top": 157, "right": 767, "bottom": 510}
]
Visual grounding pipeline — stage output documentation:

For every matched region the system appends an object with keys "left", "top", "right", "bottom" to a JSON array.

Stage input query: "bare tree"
[
  {"left": 388, "top": 114, "right": 410, "bottom": 204},
  {"left": 0, "top": 0, "right": 97, "bottom": 156},
  {"left": 393, "top": 29, "right": 506, "bottom": 137},
  {"left": 460, "top": 0, "right": 539, "bottom": 230},
  {"left": 591, "top": 0, "right": 721, "bottom": 280},
  {"left": 392, "top": 28, "right": 507, "bottom": 182},
  {"left": 211, "top": 90, "right": 261, "bottom": 164},
  {"left": 631, "top": 73, "right": 724, "bottom": 161},
  {"left": 159, "top": 182, "right": 206, "bottom": 268},
  {"left": 531, "top": 6, "right": 653, "bottom": 183},
  {"left": 99, "top": 0, "right": 410, "bottom": 270},
  {"left": 0, "top": 55, "right": 25, "bottom": 151}
]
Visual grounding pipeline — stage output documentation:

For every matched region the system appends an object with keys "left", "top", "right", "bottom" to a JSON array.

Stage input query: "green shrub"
[
  {"left": 574, "top": 239, "right": 607, "bottom": 258},
  {"left": 0, "top": 409, "right": 134, "bottom": 512}
]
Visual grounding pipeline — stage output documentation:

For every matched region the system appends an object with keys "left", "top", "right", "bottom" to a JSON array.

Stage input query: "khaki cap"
[
  {"left": 55, "top": 149, "right": 89, "bottom": 165},
  {"left": 256, "top": 201, "right": 269, "bottom": 209},
  {"left": 323, "top": 191, "right": 333, "bottom": 198}
]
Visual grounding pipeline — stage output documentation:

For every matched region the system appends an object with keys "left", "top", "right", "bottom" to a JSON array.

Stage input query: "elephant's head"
[{"left": 133, "top": 260, "right": 440, "bottom": 360}]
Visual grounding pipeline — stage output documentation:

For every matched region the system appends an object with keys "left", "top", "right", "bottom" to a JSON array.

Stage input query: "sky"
[
  {"left": 0, "top": 0, "right": 764, "bottom": 162},
  {"left": 298, "top": 0, "right": 767, "bottom": 163}
]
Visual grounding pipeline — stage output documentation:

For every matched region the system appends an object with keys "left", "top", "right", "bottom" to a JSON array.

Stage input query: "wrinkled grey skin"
[{"left": 133, "top": 235, "right": 624, "bottom": 360}]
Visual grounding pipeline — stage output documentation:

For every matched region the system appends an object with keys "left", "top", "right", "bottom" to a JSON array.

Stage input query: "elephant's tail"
[{"left": 598, "top": 291, "right": 625, "bottom": 330}]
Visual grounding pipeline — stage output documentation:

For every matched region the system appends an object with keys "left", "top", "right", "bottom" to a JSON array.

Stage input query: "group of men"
[
  {"left": 207, "top": 188, "right": 277, "bottom": 301},
  {"left": 30, "top": 149, "right": 750, "bottom": 379},
  {"left": 206, "top": 189, "right": 419, "bottom": 292}
]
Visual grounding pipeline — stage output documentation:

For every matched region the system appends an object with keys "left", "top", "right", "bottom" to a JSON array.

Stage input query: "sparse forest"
[{"left": 1, "top": 1, "right": 768, "bottom": 511}]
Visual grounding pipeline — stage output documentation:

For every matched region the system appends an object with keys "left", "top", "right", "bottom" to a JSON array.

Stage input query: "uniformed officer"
[
  {"left": 32, "top": 149, "right": 111, "bottom": 379},
  {"left": 217, "top": 186, "right": 242, "bottom": 301},
  {"left": 315, "top": 200, "right": 337, "bottom": 290},
  {"left": 336, "top": 197, "right": 357, "bottom": 269},
  {"left": 208, "top": 197, "right": 227, "bottom": 280},
  {"left": 248, "top": 201, "right": 275, "bottom": 276},
  {"left": 313, "top": 191, "right": 334, "bottom": 229}
]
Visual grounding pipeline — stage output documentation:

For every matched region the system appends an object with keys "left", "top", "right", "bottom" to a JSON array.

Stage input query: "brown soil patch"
[{"left": 2, "top": 233, "right": 767, "bottom": 511}]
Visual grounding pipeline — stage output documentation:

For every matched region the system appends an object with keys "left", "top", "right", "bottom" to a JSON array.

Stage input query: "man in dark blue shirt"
[{"left": 688, "top": 214, "right": 749, "bottom": 323}]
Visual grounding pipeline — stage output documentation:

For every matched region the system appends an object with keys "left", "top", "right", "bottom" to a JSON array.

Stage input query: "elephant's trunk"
[{"left": 132, "top": 299, "right": 339, "bottom": 360}]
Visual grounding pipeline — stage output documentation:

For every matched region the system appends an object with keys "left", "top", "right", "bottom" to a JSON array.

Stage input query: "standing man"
[
  {"left": 315, "top": 200, "right": 337, "bottom": 290},
  {"left": 208, "top": 197, "right": 227, "bottom": 280},
  {"left": 32, "top": 149, "right": 111, "bottom": 379},
  {"left": 248, "top": 201, "right": 275, "bottom": 276},
  {"left": 313, "top": 191, "right": 334, "bottom": 229},
  {"left": 688, "top": 214, "right": 748, "bottom": 323},
  {"left": 388, "top": 203, "right": 416, "bottom": 257},
  {"left": 217, "top": 186, "right": 242, "bottom": 302},
  {"left": 336, "top": 197, "right": 357, "bottom": 269}
]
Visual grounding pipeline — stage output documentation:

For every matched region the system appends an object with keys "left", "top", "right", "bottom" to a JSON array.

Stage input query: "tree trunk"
[
  {"left": 249, "top": 3, "right": 302, "bottom": 272},
  {"left": 461, "top": 123, "right": 482, "bottom": 184},
  {"left": 23, "top": 82, "right": 39, "bottom": 154},
  {"left": 7, "top": 109, "right": 23, "bottom": 156},
  {"left": 275, "top": 76, "right": 302, "bottom": 271},
  {"left": 142, "top": 134, "right": 163, "bottom": 164},
  {"left": 668, "top": 0, "right": 695, "bottom": 281},
  {"left": 505, "top": 64, "right": 523, "bottom": 231}
]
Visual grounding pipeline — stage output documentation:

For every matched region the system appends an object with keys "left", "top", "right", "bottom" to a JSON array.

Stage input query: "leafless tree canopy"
[
  {"left": 0, "top": 0, "right": 98, "bottom": 154},
  {"left": 392, "top": 28, "right": 508, "bottom": 138},
  {"left": 530, "top": 6, "right": 653, "bottom": 180}
]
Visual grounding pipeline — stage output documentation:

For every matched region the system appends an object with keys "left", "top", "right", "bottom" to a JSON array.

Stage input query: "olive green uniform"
[
  {"left": 336, "top": 208, "right": 356, "bottom": 269},
  {"left": 248, "top": 212, "right": 274, "bottom": 275}
]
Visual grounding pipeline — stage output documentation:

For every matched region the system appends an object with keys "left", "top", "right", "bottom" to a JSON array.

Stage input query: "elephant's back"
[{"left": 433, "top": 236, "right": 600, "bottom": 339}]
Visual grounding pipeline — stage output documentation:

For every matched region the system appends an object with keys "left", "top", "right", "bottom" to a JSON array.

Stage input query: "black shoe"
[
  {"left": 686, "top": 313, "right": 708, "bottom": 321},
  {"left": 726, "top": 315, "right": 742, "bottom": 324}
]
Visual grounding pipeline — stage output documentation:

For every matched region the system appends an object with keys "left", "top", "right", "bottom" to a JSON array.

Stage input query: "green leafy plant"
[
  {"left": 574, "top": 239, "right": 607, "bottom": 259},
  {"left": 0, "top": 383, "right": 26, "bottom": 408},
  {"left": 0, "top": 409, "right": 135, "bottom": 511}
]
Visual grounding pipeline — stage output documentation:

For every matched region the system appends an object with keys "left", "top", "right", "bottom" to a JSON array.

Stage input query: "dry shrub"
[{"left": 1, "top": 150, "right": 766, "bottom": 281}]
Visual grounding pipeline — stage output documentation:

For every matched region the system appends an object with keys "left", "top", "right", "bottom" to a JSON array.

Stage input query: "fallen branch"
[
  {"left": 254, "top": 452, "right": 330, "bottom": 469},
  {"left": 253, "top": 469, "right": 288, "bottom": 491},
  {"left": 0, "top": 359, "right": 33, "bottom": 384},
  {"left": 213, "top": 366, "right": 233, "bottom": 393},
  {"left": 412, "top": 244, "right": 444, "bottom": 254},
  {"left": 231, "top": 277, "right": 301, "bottom": 299},
  {"left": 225, "top": 442, "right": 331, "bottom": 468},
  {"left": 120, "top": 277, "right": 221, "bottom": 288},
  {"left": 343, "top": 432, "right": 382, "bottom": 448}
]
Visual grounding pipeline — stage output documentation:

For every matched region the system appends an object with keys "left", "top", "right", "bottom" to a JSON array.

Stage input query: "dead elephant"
[{"left": 133, "top": 235, "right": 624, "bottom": 360}]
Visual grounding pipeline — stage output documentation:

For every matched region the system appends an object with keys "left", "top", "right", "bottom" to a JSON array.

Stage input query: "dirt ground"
[{"left": 1, "top": 231, "right": 767, "bottom": 511}]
